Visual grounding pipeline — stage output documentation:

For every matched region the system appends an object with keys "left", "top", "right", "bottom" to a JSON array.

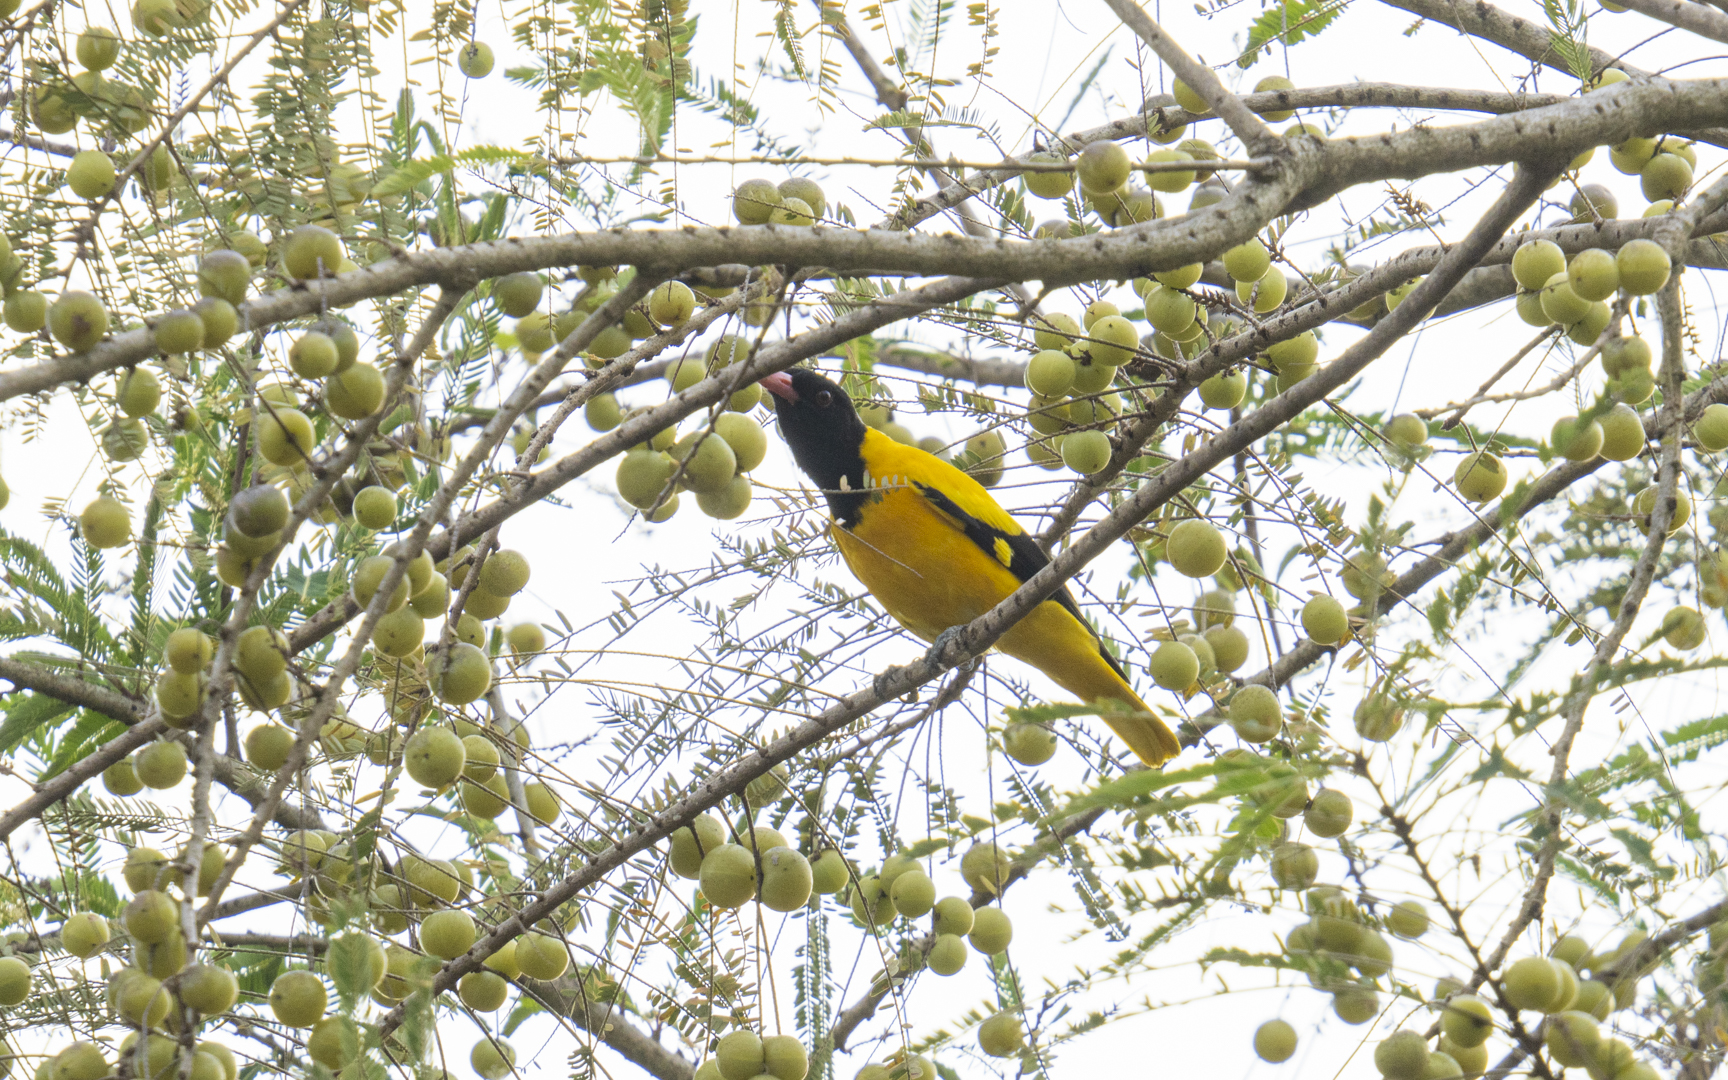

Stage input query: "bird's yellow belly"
[{"left": 832, "top": 487, "right": 1023, "bottom": 643}]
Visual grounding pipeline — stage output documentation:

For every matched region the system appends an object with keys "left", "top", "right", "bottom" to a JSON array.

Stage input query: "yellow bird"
[{"left": 761, "top": 367, "right": 1179, "bottom": 766}]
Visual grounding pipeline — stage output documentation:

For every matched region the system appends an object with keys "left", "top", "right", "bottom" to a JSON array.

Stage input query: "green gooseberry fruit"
[
  {"left": 889, "top": 870, "right": 935, "bottom": 918},
  {"left": 1385, "top": 413, "right": 1429, "bottom": 447},
  {"left": 1023, "top": 150, "right": 1074, "bottom": 200},
  {"left": 1075, "top": 140, "right": 1130, "bottom": 193},
  {"left": 1305, "top": 788, "right": 1352, "bottom": 837},
  {"left": 1567, "top": 248, "right": 1619, "bottom": 303},
  {"left": 244, "top": 723, "right": 294, "bottom": 770},
  {"left": 1229, "top": 684, "right": 1282, "bottom": 742},
  {"left": 1511, "top": 238, "right": 1566, "bottom": 290},
  {"left": 760, "top": 847, "right": 813, "bottom": 912},
  {"left": 469, "top": 1039, "right": 515, "bottom": 1080},
  {"left": 732, "top": 179, "right": 781, "bottom": 224},
  {"left": 695, "top": 474, "right": 752, "bottom": 520},
  {"left": 65, "top": 150, "right": 116, "bottom": 199},
  {"left": 1375, "top": 1030, "right": 1431, "bottom": 1080},
  {"left": 1503, "top": 955, "right": 1561, "bottom": 1011},
  {"left": 1551, "top": 415, "right": 1604, "bottom": 462},
  {"left": 49, "top": 291, "right": 109, "bottom": 351},
  {"left": 769, "top": 197, "right": 814, "bottom": 226},
  {"left": 699, "top": 843, "right": 757, "bottom": 909},
  {"left": 118, "top": 368, "right": 162, "bottom": 417},
  {"left": 1388, "top": 900, "right": 1430, "bottom": 939},
  {"left": 1060, "top": 430, "right": 1111, "bottom": 475},
  {"left": 104, "top": 756, "right": 144, "bottom": 795},
  {"left": 1454, "top": 451, "right": 1507, "bottom": 503},
  {"left": 978, "top": 1012, "right": 1024, "bottom": 1058},
  {"left": 403, "top": 725, "right": 465, "bottom": 789},
  {"left": 325, "top": 362, "right": 386, "bottom": 420},
  {"left": 809, "top": 849, "right": 850, "bottom": 894},
  {"left": 1641, "top": 152, "right": 1692, "bottom": 201},
  {"left": 968, "top": 906, "right": 1012, "bottom": 954},
  {"left": 179, "top": 961, "right": 239, "bottom": 1014},
  {"left": 1570, "top": 183, "right": 1618, "bottom": 222},
  {"left": 492, "top": 272, "right": 543, "bottom": 318},
  {"left": 267, "top": 969, "right": 328, "bottom": 1027},
  {"left": 1254, "top": 1019, "right": 1297, "bottom": 1063},
  {"left": 1633, "top": 483, "right": 1691, "bottom": 534},
  {"left": 1171, "top": 78, "right": 1210, "bottom": 114},
  {"left": 255, "top": 407, "right": 314, "bottom": 466},
  {"left": 1332, "top": 984, "right": 1379, "bottom": 1024},
  {"left": 1223, "top": 238, "right": 1271, "bottom": 283},
  {"left": 1166, "top": 519, "right": 1227, "bottom": 578},
  {"left": 77, "top": 27, "right": 122, "bottom": 70},
  {"left": 1149, "top": 639, "right": 1199, "bottom": 691},
  {"left": 1145, "top": 148, "right": 1195, "bottom": 193},
  {"left": 1269, "top": 842, "right": 1318, "bottom": 890},
  {"left": 431, "top": 642, "right": 492, "bottom": 704},
  {"left": 516, "top": 931, "right": 569, "bottom": 980},
  {"left": 80, "top": 495, "right": 131, "bottom": 548},
  {"left": 351, "top": 485, "right": 397, "bottom": 530},
  {"left": 282, "top": 225, "right": 343, "bottom": 280},
  {"left": 1616, "top": 238, "right": 1671, "bottom": 295},
  {"left": 288, "top": 331, "right": 338, "bottom": 378},
  {"left": 4, "top": 290, "right": 47, "bottom": 333},
  {"left": 1002, "top": 722, "right": 1056, "bottom": 765},
  {"left": 1199, "top": 370, "right": 1247, "bottom": 409},
  {"left": 153, "top": 310, "right": 204, "bottom": 355},
  {"left": 457, "top": 41, "right": 494, "bottom": 78},
  {"left": 192, "top": 297, "right": 237, "bottom": 347}
]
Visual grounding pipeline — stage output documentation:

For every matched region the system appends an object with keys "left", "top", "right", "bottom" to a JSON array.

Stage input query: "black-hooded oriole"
[{"left": 762, "top": 367, "right": 1179, "bottom": 766}]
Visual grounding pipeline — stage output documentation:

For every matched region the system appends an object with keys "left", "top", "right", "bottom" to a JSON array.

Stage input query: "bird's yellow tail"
[
  {"left": 997, "top": 602, "right": 1181, "bottom": 766},
  {"left": 1093, "top": 685, "right": 1182, "bottom": 767}
]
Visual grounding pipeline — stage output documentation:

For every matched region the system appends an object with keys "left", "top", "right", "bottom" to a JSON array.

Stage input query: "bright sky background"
[{"left": 3, "top": 0, "right": 1728, "bottom": 1078}]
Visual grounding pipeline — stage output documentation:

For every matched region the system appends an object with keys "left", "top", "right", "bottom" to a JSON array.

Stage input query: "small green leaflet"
[
  {"left": 0, "top": 693, "right": 76, "bottom": 755},
  {"left": 1237, "top": 0, "right": 1350, "bottom": 68},
  {"left": 370, "top": 147, "right": 549, "bottom": 198},
  {"left": 1042, "top": 758, "right": 1270, "bottom": 823}
]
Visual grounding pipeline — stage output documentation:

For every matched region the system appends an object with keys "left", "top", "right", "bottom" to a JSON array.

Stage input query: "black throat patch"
[{"left": 771, "top": 370, "right": 873, "bottom": 527}]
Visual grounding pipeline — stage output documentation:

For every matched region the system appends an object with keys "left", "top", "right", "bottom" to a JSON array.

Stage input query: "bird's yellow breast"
[
  {"left": 830, "top": 432, "right": 1033, "bottom": 642},
  {"left": 833, "top": 481, "right": 1024, "bottom": 643}
]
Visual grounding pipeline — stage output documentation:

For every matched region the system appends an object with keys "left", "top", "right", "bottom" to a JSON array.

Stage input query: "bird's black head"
[{"left": 761, "top": 367, "right": 870, "bottom": 525}]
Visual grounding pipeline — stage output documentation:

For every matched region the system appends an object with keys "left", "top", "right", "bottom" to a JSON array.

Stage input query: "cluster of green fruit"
[
  {"left": 1429, "top": 932, "right": 1654, "bottom": 1080},
  {"left": 694, "top": 1030, "right": 810, "bottom": 1080},
  {"left": 1510, "top": 236, "right": 1672, "bottom": 355},
  {"left": 1562, "top": 71, "right": 1699, "bottom": 216},
  {"left": 1015, "top": 304, "right": 1137, "bottom": 474},
  {"left": 29, "top": 26, "right": 155, "bottom": 144},
  {"left": 1276, "top": 886, "right": 1431, "bottom": 1025},
  {"left": 849, "top": 844, "right": 1015, "bottom": 967},
  {"left": 1135, "top": 586, "right": 1253, "bottom": 711},
  {"left": 671, "top": 819, "right": 1017, "bottom": 955},
  {"left": 39, "top": 1037, "right": 237, "bottom": 1080},
  {"left": 493, "top": 265, "right": 657, "bottom": 364},
  {"left": 731, "top": 176, "right": 829, "bottom": 227},
  {"left": 68, "top": 227, "right": 398, "bottom": 551},
  {"left": 605, "top": 339, "right": 770, "bottom": 521},
  {"left": 27, "top": 851, "right": 245, "bottom": 1080},
  {"left": 374, "top": 712, "right": 556, "bottom": 826},
  {"left": 1257, "top": 925, "right": 1660, "bottom": 1075}
]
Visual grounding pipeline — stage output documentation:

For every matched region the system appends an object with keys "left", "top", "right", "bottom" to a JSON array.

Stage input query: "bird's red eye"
[{"left": 814, "top": 390, "right": 833, "bottom": 407}]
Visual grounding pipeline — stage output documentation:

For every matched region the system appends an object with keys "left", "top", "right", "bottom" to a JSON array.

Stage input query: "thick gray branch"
[{"left": 1613, "top": 0, "right": 1728, "bottom": 43}]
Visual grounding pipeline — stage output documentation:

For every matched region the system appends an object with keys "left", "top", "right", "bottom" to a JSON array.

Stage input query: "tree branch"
[
  {"left": 1612, "top": 0, "right": 1728, "bottom": 43},
  {"left": 1102, "top": 0, "right": 1279, "bottom": 152}
]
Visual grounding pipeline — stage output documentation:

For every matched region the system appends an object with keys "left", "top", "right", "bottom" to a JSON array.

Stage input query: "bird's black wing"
[{"left": 910, "top": 480, "right": 1131, "bottom": 680}]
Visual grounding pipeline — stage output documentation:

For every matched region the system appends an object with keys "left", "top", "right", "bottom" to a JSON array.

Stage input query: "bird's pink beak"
[{"left": 760, "top": 371, "right": 797, "bottom": 402}]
